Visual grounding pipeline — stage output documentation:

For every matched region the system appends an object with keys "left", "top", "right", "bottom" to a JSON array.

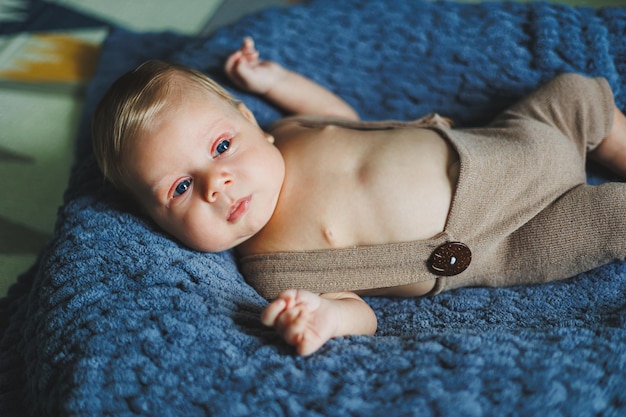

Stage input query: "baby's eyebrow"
[{"left": 151, "top": 176, "right": 175, "bottom": 202}]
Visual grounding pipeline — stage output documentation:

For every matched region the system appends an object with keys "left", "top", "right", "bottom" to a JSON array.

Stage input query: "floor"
[
  {"left": 0, "top": 0, "right": 623, "bottom": 296},
  {"left": 202, "top": 0, "right": 293, "bottom": 36}
]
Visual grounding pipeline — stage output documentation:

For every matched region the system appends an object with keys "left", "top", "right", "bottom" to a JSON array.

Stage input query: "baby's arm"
[
  {"left": 261, "top": 289, "right": 377, "bottom": 356},
  {"left": 224, "top": 37, "right": 359, "bottom": 120}
]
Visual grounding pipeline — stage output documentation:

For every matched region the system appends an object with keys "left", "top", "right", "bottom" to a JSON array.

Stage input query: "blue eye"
[
  {"left": 213, "top": 139, "right": 231, "bottom": 157},
  {"left": 173, "top": 179, "right": 192, "bottom": 197}
]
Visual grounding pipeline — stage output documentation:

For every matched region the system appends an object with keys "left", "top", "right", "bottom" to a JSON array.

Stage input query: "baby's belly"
[
  {"left": 239, "top": 127, "right": 459, "bottom": 255},
  {"left": 334, "top": 142, "right": 457, "bottom": 247},
  {"left": 294, "top": 129, "right": 459, "bottom": 250}
]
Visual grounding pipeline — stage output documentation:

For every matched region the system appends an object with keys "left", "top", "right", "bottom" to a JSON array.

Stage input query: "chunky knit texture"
[{"left": 2, "top": 0, "right": 626, "bottom": 415}]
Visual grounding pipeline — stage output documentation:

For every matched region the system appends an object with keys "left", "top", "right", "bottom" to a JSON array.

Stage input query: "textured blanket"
[{"left": 2, "top": 0, "right": 626, "bottom": 415}]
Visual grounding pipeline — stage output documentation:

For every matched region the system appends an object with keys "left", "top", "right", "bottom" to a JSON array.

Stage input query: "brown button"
[{"left": 429, "top": 242, "right": 471, "bottom": 276}]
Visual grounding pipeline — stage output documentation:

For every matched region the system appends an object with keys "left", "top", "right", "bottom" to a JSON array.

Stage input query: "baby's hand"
[
  {"left": 224, "top": 37, "right": 286, "bottom": 95},
  {"left": 261, "top": 289, "right": 340, "bottom": 356}
]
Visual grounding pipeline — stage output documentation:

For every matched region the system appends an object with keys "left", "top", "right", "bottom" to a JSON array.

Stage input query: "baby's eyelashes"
[
  {"left": 173, "top": 179, "right": 192, "bottom": 197},
  {"left": 212, "top": 138, "right": 231, "bottom": 158}
]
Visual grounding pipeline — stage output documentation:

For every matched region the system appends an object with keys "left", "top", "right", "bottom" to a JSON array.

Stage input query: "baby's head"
[
  {"left": 92, "top": 60, "right": 285, "bottom": 252},
  {"left": 93, "top": 60, "right": 237, "bottom": 190}
]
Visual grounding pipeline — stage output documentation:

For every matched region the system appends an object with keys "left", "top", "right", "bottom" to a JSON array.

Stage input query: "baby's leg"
[
  {"left": 589, "top": 106, "right": 626, "bottom": 179},
  {"left": 490, "top": 73, "right": 614, "bottom": 159},
  {"left": 502, "top": 182, "right": 626, "bottom": 287},
  {"left": 261, "top": 290, "right": 377, "bottom": 356}
]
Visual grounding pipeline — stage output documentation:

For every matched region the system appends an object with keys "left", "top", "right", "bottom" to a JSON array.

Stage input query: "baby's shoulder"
[
  {"left": 267, "top": 116, "right": 308, "bottom": 137},
  {"left": 267, "top": 115, "right": 344, "bottom": 146},
  {"left": 268, "top": 115, "right": 339, "bottom": 133}
]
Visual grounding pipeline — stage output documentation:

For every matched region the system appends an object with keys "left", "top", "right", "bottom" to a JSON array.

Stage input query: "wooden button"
[{"left": 429, "top": 242, "right": 471, "bottom": 276}]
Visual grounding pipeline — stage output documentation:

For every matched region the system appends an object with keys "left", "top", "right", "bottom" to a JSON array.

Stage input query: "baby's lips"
[{"left": 227, "top": 196, "right": 252, "bottom": 222}]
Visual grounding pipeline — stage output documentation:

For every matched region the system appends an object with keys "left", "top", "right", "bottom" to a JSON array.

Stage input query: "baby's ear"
[
  {"left": 237, "top": 102, "right": 258, "bottom": 126},
  {"left": 236, "top": 101, "right": 274, "bottom": 143}
]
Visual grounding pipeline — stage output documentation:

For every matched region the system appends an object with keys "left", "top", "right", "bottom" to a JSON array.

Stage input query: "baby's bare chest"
[{"left": 249, "top": 126, "right": 458, "bottom": 254}]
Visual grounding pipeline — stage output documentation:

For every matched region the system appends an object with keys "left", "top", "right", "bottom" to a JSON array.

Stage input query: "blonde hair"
[{"left": 92, "top": 60, "right": 238, "bottom": 190}]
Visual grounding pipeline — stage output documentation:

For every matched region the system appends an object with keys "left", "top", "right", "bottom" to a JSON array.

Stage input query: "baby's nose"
[{"left": 206, "top": 174, "right": 232, "bottom": 203}]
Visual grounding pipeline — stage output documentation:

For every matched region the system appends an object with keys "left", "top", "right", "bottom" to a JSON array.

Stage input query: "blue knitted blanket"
[{"left": 2, "top": 0, "right": 626, "bottom": 415}]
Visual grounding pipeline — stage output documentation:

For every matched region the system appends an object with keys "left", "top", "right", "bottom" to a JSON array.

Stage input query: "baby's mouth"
[{"left": 227, "top": 196, "right": 251, "bottom": 223}]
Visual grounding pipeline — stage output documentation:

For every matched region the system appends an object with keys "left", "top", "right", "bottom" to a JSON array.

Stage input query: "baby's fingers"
[
  {"left": 276, "top": 309, "right": 305, "bottom": 338},
  {"left": 261, "top": 298, "right": 287, "bottom": 327},
  {"left": 224, "top": 37, "right": 256, "bottom": 71},
  {"left": 241, "top": 37, "right": 256, "bottom": 54},
  {"left": 241, "top": 37, "right": 260, "bottom": 63},
  {"left": 278, "top": 311, "right": 323, "bottom": 356},
  {"left": 224, "top": 50, "right": 243, "bottom": 73}
]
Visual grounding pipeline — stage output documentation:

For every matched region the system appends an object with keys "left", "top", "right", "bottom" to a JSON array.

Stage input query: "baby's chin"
[{"left": 183, "top": 233, "right": 254, "bottom": 254}]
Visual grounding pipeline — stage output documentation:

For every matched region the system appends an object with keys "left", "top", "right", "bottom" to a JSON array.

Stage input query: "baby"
[{"left": 93, "top": 37, "right": 626, "bottom": 356}]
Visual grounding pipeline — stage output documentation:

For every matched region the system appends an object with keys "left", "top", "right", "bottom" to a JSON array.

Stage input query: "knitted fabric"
[{"left": 2, "top": 1, "right": 626, "bottom": 416}]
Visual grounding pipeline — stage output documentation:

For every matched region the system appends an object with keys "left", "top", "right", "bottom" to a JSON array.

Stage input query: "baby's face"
[{"left": 122, "top": 91, "right": 285, "bottom": 252}]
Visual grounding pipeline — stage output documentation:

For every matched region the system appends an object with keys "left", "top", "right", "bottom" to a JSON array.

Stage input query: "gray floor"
[{"left": 202, "top": 0, "right": 292, "bottom": 36}]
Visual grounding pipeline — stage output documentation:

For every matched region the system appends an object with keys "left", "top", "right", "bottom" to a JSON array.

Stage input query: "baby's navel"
[{"left": 323, "top": 227, "right": 336, "bottom": 245}]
